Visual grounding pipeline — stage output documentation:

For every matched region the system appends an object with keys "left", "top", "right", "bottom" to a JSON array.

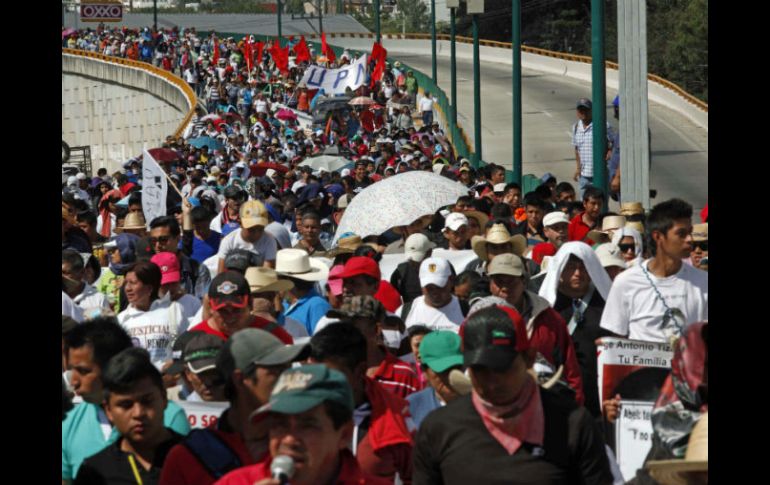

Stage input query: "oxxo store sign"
[{"left": 80, "top": 0, "right": 123, "bottom": 22}]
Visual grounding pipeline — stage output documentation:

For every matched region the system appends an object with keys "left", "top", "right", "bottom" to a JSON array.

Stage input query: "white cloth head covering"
[
  {"left": 611, "top": 226, "right": 644, "bottom": 264},
  {"left": 538, "top": 241, "right": 612, "bottom": 306}
]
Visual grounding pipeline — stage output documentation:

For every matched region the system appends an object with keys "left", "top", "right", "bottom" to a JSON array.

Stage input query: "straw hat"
[
  {"left": 326, "top": 234, "right": 363, "bottom": 258},
  {"left": 625, "top": 220, "right": 645, "bottom": 234},
  {"left": 646, "top": 413, "right": 708, "bottom": 485},
  {"left": 587, "top": 215, "right": 627, "bottom": 243},
  {"left": 245, "top": 267, "right": 294, "bottom": 294},
  {"left": 275, "top": 249, "right": 329, "bottom": 281},
  {"left": 471, "top": 223, "right": 527, "bottom": 261},
  {"left": 114, "top": 212, "right": 147, "bottom": 232},
  {"left": 620, "top": 201, "right": 644, "bottom": 216}
]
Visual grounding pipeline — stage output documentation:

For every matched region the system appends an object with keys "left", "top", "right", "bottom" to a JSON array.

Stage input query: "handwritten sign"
[
  {"left": 142, "top": 149, "right": 168, "bottom": 229},
  {"left": 615, "top": 400, "right": 655, "bottom": 481},
  {"left": 299, "top": 55, "right": 368, "bottom": 95}
]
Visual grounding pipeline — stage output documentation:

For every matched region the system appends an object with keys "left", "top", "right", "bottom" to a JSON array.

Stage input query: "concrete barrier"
[
  {"left": 62, "top": 51, "right": 196, "bottom": 173},
  {"left": 316, "top": 34, "right": 708, "bottom": 131}
]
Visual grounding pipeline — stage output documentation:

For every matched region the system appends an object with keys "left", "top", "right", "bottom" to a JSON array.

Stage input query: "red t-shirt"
[
  {"left": 372, "top": 353, "right": 422, "bottom": 399},
  {"left": 568, "top": 211, "right": 597, "bottom": 244},
  {"left": 159, "top": 415, "right": 256, "bottom": 485},
  {"left": 190, "top": 316, "right": 293, "bottom": 344}
]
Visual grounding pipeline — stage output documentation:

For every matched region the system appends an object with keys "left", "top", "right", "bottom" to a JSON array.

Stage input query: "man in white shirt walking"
[{"left": 419, "top": 91, "right": 435, "bottom": 127}]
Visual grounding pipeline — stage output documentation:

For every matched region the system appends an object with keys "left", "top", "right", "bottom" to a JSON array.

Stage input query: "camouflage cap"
[{"left": 327, "top": 295, "right": 385, "bottom": 322}]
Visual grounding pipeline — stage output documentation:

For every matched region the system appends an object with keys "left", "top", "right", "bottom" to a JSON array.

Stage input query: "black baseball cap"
[
  {"left": 209, "top": 271, "right": 250, "bottom": 311},
  {"left": 463, "top": 306, "right": 530, "bottom": 371},
  {"left": 224, "top": 185, "right": 247, "bottom": 200},
  {"left": 183, "top": 333, "right": 225, "bottom": 374},
  {"left": 164, "top": 330, "right": 202, "bottom": 375},
  {"left": 225, "top": 249, "right": 260, "bottom": 273}
]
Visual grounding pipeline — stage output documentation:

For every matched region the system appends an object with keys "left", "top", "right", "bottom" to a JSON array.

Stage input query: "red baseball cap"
[
  {"left": 337, "top": 256, "right": 381, "bottom": 280},
  {"left": 151, "top": 252, "right": 181, "bottom": 285}
]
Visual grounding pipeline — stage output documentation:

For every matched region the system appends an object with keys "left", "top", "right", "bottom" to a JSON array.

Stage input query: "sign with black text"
[{"left": 299, "top": 54, "right": 368, "bottom": 95}]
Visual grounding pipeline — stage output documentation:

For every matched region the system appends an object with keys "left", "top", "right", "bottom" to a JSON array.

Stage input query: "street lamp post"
[
  {"left": 468, "top": 0, "right": 484, "bottom": 167},
  {"left": 431, "top": 0, "right": 437, "bottom": 83},
  {"left": 511, "top": 0, "right": 522, "bottom": 184},
  {"left": 374, "top": 0, "right": 381, "bottom": 44},
  {"left": 447, "top": 0, "right": 458, "bottom": 128},
  {"left": 591, "top": 0, "right": 608, "bottom": 199},
  {"left": 277, "top": 0, "right": 282, "bottom": 47},
  {"left": 153, "top": 0, "right": 157, "bottom": 31}
]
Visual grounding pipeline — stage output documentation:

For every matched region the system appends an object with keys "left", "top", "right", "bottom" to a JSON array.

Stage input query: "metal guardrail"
[
  {"left": 62, "top": 48, "right": 198, "bottom": 139},
  {"left": 311, "top": 32, "right": 708, "bottom": 113}
]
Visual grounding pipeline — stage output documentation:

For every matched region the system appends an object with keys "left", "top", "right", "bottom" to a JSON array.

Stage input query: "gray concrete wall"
[{"left": 62, "top": 54, "right": 193, "bottom": 173}]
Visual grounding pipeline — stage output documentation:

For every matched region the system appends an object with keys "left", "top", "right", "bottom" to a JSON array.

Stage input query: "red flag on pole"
[
  {"left": 294, "top": 36, "right": 311, "bottom": 63},
  {"left": 370, "top": 57, "right": 386, "bottom": 89},
  {"left": 321, "top": 33, "right": 336, "bottom": 63},
  {"left": 212, "top": 37, "right": 220, "bottom": 65},
  {"left": 243, "top": 41, "right": 252, "bottom": 71},
  {"left": 371, "top": 41, "right": 387, "bottom": 65}
]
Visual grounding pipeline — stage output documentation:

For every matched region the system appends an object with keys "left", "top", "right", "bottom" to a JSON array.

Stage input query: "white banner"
[
  {"left": 596, "top": 338, "right": 673, "bottom": 405},
  {"left": 615, "top": 400, "right": 655, "bottom": 482},
  {"left": 142, "top": 149, "right": 168, "bottom": 228},
  {"left": 177, "top": 400, "right": 229, "bottom": 429},
  {"left": 300, "top": 54, "right": 368, "bottom": 95}
]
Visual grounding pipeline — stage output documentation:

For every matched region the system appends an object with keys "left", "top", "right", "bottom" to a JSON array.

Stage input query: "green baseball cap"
[
  {"left": 217, "top": 328, "right": 310, "bottom": 379},
  {"left": 419, "top": 331, "right": 464, "bottom": 373},
  {"left": 251, "top": 364, "right": 354, "bottom": 422}
]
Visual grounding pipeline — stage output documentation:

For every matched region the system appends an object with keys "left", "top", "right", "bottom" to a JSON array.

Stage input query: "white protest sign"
[
  {"left": 300, "top": 54, "right": 368, "bottom": 95},
  {"left": 142, "top": 149, "right": 168, "bottom": 228},
  {"left": 596, "top": 338, "right": 672, "bottom": 482},
  {"left": 176, "top": 400, "right": 229, "bottom": 429},
  {"left": 615, "top": 400, "right": 655, "bottom": 481}
]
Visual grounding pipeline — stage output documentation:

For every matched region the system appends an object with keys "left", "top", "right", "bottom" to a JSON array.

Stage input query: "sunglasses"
[
  {"left": 150, "top": 236, "right": 173, "bottom": 244},
  {"left": 618, "top": 243, "right": 636, "bottom": 253},
  {"left": 692, "top": 241, "right": 708, "bottom": 251}
]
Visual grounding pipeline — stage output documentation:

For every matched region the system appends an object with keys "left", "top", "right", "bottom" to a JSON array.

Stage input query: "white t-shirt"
[
  {"left": 62, "top": 291, "right": 84, "bottom": 323},
  {"left": 266, "top": 221, "right": 292, "bottom": 250},
  {"left": 399, "top": 296, "right": 465, "bottom": 333},
  {"left": 600, "top": 260, "right": 708, "bottom": 343},
  {"left": 419, "top": 96, "right": 434, "bottom": 113},
  {"left": 117, "top": 300, "right": 190, "bottom": 368},
  {"left": 217, "top": 229, "right": 278, "bottom": 266},
  {"left": 158, "top": 292, "right": 202, "bottom": 322}
]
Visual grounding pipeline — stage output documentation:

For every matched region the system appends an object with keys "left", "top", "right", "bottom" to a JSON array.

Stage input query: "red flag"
[
  {"left": 371, "top": 41, "right": 387, "bottom": 65},
  {"left": 321, "top": 33, "right": 336, "bottom": 63},
  {"left": 255, "top": 41, "right": 264, "bottom": 68},
  {"left": 243, "top": 41, "right": 252, "bottom": 71},
  {"left": 370, "top": 57, "right": 386, "bottom": 89},
  {"left": 270, "top": 39, "right": 290, "bottom": 74},
  {"left": 212, "top": 38, "right": 220, "bottom": 65},
  {"left": 294, "top": 36, "right": 311, "bottom": 63}
]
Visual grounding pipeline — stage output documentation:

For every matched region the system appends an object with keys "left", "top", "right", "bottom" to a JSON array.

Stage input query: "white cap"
[
  {"left": 419, "top": 257, "right": 453, "bottom": 288},
  {"left": 444, "top": 212, "right": 469, "bottom": 232},
  {"left": 265, "top": 168, "right": 277, "bottom": 178},
  {"left": 67, "top": 176, "right": 78, "bottom": 186},
  {"left": 75, "top": 172, "right": 87, "bottom": 181},
  {"left": 340, "top": 168, "right": 351, "bottom": 177},
  {"left": 432, "top": 164, "right": 445, "bottom": 175},
  {"left": 206, "top": 176, "right": 217, "bottom": 184},
  {"left": 405, "top": 233, "right": 436, "bottom": 263},
  {"left": 195, "top": 164, "right": 205, "bottom": 170},
  {"left": 291, "top": 181, "right": 307, "bottom": 193},
  {"left": 493, "top": 183, "right": 507, "bottom": 193},
  {"left": 594, "top": 243, "right": 628, "bottom": 269},
  {"left": 487, "top": 253, "right": 525, "bottom": 277},
  {"left": 543, "top": 211, "right": 570, "bottom": 227}
]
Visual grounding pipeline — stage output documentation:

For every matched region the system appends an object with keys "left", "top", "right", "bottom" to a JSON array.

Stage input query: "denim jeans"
[{"left": 578, "top": 175, "right": 594, "bottom": 199}]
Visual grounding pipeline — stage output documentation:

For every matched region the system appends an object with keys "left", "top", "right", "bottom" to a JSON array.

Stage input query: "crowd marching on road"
[{"left": 62, "top": 25, "right": 708, "bottom": 485}]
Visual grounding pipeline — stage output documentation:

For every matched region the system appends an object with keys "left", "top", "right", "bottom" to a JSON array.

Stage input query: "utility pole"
[
  {"left": 591, "top": 0, "right": 608, "bottom": 200},
  {"left": 431, "top": 0, "right": 437, "bottom": 83},
  {"left": 277, "top": 0, "right": 282, "bottom": 47},
  {"left": 511, "top": 0, "right": 522, "bottom": 184}
]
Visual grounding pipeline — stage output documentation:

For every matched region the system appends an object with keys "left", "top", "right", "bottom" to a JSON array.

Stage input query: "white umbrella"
[
  {"left": 333, "top": 171, "right": 470, "bottom": 242},
  {"left": 299, "top": 155, "right": 352, "bottom": 173}
]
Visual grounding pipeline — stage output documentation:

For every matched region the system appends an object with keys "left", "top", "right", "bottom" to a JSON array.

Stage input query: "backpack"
[{"left": 182, "top": 429, "right": 242, "bottom": 479}]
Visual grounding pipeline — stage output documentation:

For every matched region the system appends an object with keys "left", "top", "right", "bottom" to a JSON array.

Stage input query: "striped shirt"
[
  {"left": 572, "top": 121, "right": 613, "bottom": 178},
  {"left": 373, "top": 353, "right": 422, "bottom": 399}
]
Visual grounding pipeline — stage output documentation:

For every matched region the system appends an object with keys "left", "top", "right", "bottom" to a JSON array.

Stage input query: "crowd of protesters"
[{"left": 62, "top": 25, "right": 708, "bottom": 485}]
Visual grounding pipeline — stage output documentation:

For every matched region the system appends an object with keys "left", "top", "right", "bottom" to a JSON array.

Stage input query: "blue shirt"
[
  {"left": 191, "top": 231, "right": 222, "bottom": 264},
  {"left": 407, "top": 386, "right": 443, "bottom": 429},
  {"left": 61, "top": 400, "right": 190, "bottom": 480},
  {"left": 282, "top": 288, "right": 331, "bottom": 336}
]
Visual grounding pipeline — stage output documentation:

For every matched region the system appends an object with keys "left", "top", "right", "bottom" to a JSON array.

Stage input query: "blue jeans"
[
  {"left": 422, "top": 111, "right": 433, "bottom": 127},
  {"left": 578, "top": 175, "right": 594, "bottom": 199}
]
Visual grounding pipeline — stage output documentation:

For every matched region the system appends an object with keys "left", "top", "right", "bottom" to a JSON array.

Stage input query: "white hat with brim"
[
  {"left": 245, "top": 267, "right": 295, "bottom": 294},
  {"left": 594, "top": 243, "right": 627, "bottom": 269},
  {"left": 646, "top": 413, "right": 708, "bottom": 485},
  {"left": 275, "top": 249, "right": 330, "bottom": 281},
  {"left": 114, "top": 212, "right": 147, "bottom": 232},
  {"left": 471, "top": 224, "right": 527, "bottom": 261}
]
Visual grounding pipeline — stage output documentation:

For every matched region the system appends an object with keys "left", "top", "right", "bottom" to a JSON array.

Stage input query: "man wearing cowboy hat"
[
  {"left": 482, "top": 253, "right": 586, "bottom": 405},
  {"left": 275, "top": 248, "right": 330, "bottom": 336},
  {"left": 188, "top": 271, "right": 293, "bottom": 344},
  {"left": 465, "top": 222, "right": 527, "bottom": 277},
  {"left": 245, "top": 267, "right": 308, "bottom": 341},
  {"left": 414, "top": 305, "right": 613, "bottom": 484},
  {"left": 115, "top": 211, "right": 147, "bottom": 237},
  {"left": 217, "top": 200, "right": 278, "bottom": 274}
]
